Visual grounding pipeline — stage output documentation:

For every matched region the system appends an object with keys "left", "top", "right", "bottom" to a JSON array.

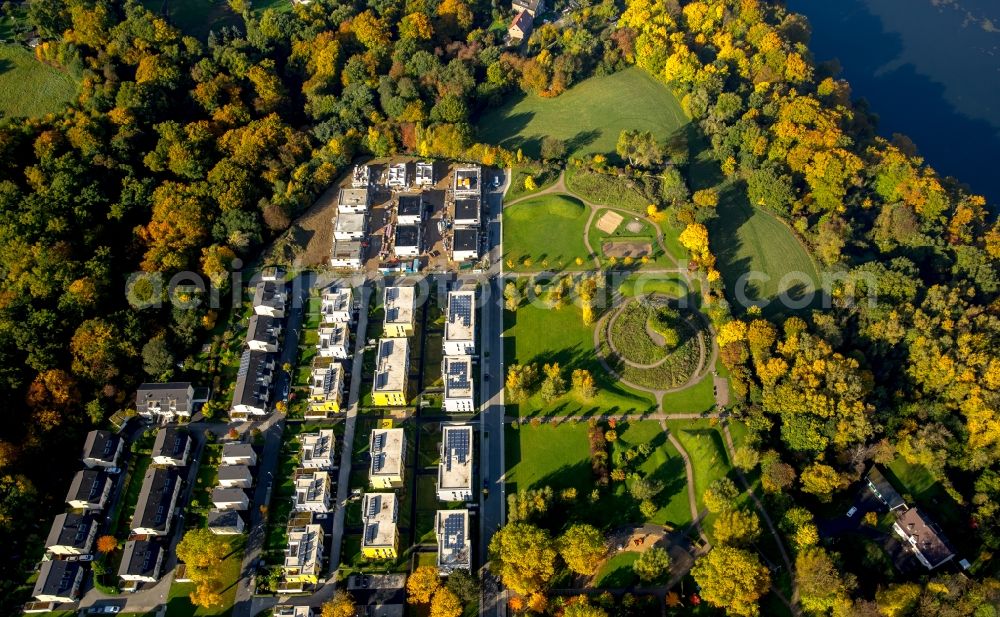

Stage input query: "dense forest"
[{"left": 0, "top": 0, "right": 998, "bottom": 613}]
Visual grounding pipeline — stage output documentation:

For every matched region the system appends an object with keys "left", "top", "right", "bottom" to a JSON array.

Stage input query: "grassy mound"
[
  {"left": 609, "top": 301, "right": 668, "bottom": 365},
  {"left": 599, "top": 305, "right": 704, "bottom": 390}
]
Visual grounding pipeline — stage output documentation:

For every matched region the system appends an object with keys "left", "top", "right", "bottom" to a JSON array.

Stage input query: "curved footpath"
[{"left": 502, "top": 167, "right": 799, "bottom": 613}]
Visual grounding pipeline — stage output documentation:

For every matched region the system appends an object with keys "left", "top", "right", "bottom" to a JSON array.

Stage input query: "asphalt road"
[{"left": 479, "top": 177, "right": 507, "bottom": 617}]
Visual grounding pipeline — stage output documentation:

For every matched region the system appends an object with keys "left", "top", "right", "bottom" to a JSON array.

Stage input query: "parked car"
[
  {"left": 847, "top": 506, "right": 858, "bottom": 517},
  {"left": 105, "top": 467, "right": 121, "bottom": 475}
]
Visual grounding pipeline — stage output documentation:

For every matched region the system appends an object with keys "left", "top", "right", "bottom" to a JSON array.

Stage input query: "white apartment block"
[
  {"left": 438, "top": 424, "right": 473, "bottom": 502},
  {"left": 444, "top": 290, "right": 476, "bottom": 355}
]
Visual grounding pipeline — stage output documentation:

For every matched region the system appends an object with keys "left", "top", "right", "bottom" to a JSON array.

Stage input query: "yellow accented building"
[
  {"left": 361, "top": 493, "right": 399, "bottom": 560},
  {"left": 369, "top": 428, "right": 406, "bottom": 489},
  {"left": 372, "top": 338, "right": 409, "bottom": 406},
  {"left": 383, "top": 286, "right": 415, "bottom": 337},
  {"left": 307, "top": 358, "right": 344, "bottom": 417},
  {"left": 282, "top": 523, "right": 324, "bottom": 585}
]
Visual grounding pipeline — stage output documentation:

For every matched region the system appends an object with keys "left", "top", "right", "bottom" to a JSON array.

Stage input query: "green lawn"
[
  {"left": 503, "top": 194, "right": 592, "bottom": 271},
  {"left": 614, "top": 421, "right": 691, "bottom": 529},
  {"left": 505, "top": 300, "right": 656, "bottom": 417},
  {"left": 689, "top": 140, "right": 819, "bottom": 314},
  {"left": 616, "top": 272, "right": 693, "bottom": 300},
  {"left": 479, "top": 67, "right": 688, "bottom": 162},
  {"left": 664, "top": 420, "right": 732, "bottom": 513},
  {"left": 506, "top": 164, "right": 559, "bottom": 202},
  {"left": 660, "top": 372, "right": 716, "bottom": 414},
  {"left": 0, "top": 44, "right": 78, "bottom": 119},
  {"left": 593, "top": 551, "right": 639, "bottom": 588},
  {"left": 505, "top": 423, "right": 592, "bottom": 495},
  {"left": 142, "top": 0, "right": 241, "bottom": 40}
]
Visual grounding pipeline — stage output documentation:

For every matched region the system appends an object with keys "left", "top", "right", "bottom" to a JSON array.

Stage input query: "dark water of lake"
[{"left": 788, "top": 0, "right": 1000, "bottom": 205}]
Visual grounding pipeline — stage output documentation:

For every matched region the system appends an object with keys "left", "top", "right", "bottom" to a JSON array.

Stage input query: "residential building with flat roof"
[
  {"left": 247, "top": 314, "right": 283, "bottom": 353},
  {"left": 45, "top": 513, "right": 97, "bottom": 556},
  {"left": 82, "top": 430, "right": 123, "bottom": 469},
  {"left": 135, "top": 382, "right": 194, "bottom": 420},
  {"left": 33, "top": 560, "right": 83, "bottom": 603},
  {"left": 118, "top": 540, "right": 165, "bottom": 583},
  {"left": 132, "top": 467, "right": 182, "bottom": 535},
  {"left": 351, "top": 166, "right": 371, "bottom": 189},
  {"left": 339, "top": 187, "right": 371, "bottom": 214},
  {"left": 444, "top": 290, "right": 476, "bottom": 355},
  {"left": 274, "top": 606, "right": 315, "bottom": 617},
  {"left": 369, "top": 428, "right": 406, "bottom": 488},
  {"left": 321, "top": 287, "right": 353, "bottom": 324},
  {"left": 66, "top": 469, "right": 112, "bottom": 511},
  {"left": 330, "top": 238, "right": 364, "bottom": 269},
  {"left": 361, "top": 493, "right": 399, "bottom": 559},
  {"left": 300, "top": 429, "right": 337, "bottom": 470},
  {"left": 452, "top": 227, "right": 479, "bottom": 262},
  {"left": 383, "top": 286, "right": 416, "bottom": 337},
  {"left": 415, "top": 161, "right": 434, "bottom": 186},
  {"left": 438, "top": 424, "right": 473, "bottom": 501},
  {"left": 293, "top": 470, "right": 333, "bottom": 513},
  {"left": 394, "top": 224, "right": 422, "bottom": 258},
  {"left": 222, "top": 442, "right": 257, "bottom": 466},
  {"left": 893, "top": 507, "right": 956, "bottom": 570},
  {"left": 453, "top": 166, "right": 481, "bottom": 197},
  {"left": 396, "top": 193, "right": 423, "bottom": 225},
  {"left": 317, "top": 322, "right": 351, "bottom": 359},
  {"left": 152, "top": 427, "right": 191, "bottom": 466},
  {"left": 283, "top": 523, "right": 325, "bottom": 585},
  {"left": 372, "top": 338, "right": 409, "bottom": 407},
  {"left": 334, "top": 211, "right": 368, "bottom": 241},
  {"left": 453, "top": 197, "right": 480, "bottom": 228},
  {"left": 435, "top": 510, "right": 471, "bottom": 575},
  {"left": 308, "top": 357, "right": 344, "bottom": 416},
  {"left": 443, "top": 355, "right": 475, "bottom": 413},
  {"left": 387, "top": 163, "right": 408, "bottom": 188},
  {"left": 253, "top": 281, "right": 287, "bottom": 318}
]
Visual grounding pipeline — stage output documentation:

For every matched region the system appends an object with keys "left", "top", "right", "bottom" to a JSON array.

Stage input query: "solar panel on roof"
[
  {"left": 443, "top": 514, "right": 465, "bottom": 548},
  {"left": 368, "top": 497, "right": 378, "bottom": 517},
  {"left": 447, "top": 361, "right": 470, "bottom": 389}
]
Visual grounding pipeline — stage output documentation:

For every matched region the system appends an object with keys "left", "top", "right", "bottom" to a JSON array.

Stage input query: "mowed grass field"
[
  {"left": 503, "top": 194, "right": 592, "bottom": 270},
  {"left": 504, "top": 301, "right": 656, "bottom": 417},
  {"left": 478, "top": 67, "right": 688, "bottom": 161},
  {"left": 0, "top": 45, "right": 78, "bottom": 119},
  {"left": 504, "top": 423, "right": 592, "bottom": 495},
  {"left": 688, "top": 145, "right": 820, "bottom": 313}
]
